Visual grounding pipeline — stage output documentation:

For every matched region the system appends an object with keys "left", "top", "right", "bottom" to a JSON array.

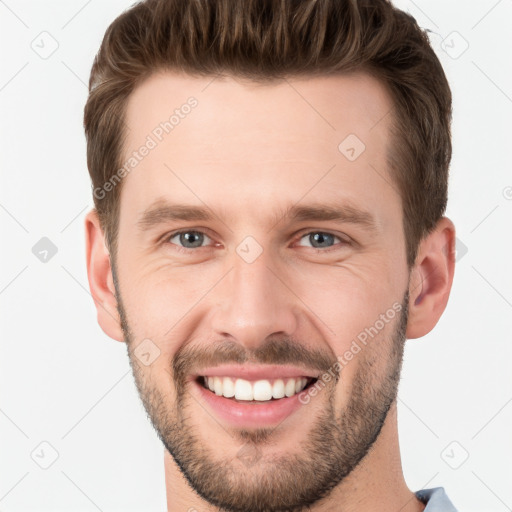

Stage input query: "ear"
[
  {"left": 406, "top": 216, "right": 456, "bottom": 339},
  {"left": 85, "top": 210, "right": 124, "bottom": 342}
]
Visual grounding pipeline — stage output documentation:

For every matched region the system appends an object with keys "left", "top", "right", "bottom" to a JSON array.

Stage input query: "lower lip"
[{"left": 192, "top": 379, "right": 309, "bottom": 428}]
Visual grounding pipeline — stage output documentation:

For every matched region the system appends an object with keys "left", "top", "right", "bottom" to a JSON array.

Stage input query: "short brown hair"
[{"left": 84, "top": 0, "right": 452, "bottom": 268}]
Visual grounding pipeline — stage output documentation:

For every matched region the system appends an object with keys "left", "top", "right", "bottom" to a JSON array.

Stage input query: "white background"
[{"left": 0, "top": 0, "right": 511, "bottom": 510}]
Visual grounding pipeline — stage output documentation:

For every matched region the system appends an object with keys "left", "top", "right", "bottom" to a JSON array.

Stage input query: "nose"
[{"left": 210, "top": 249, "right": 298, "bottom": 351}]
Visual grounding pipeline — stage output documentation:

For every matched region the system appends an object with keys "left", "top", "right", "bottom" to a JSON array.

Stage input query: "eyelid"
[
  {"left": 162, "top": 227, "right": 352, "bottom": 252},
  {"left": 163, "top": 228, "right": 216, "bottom": 249},
  {"left": 292, "top": 229, "right": 351, "bottom": 251}
]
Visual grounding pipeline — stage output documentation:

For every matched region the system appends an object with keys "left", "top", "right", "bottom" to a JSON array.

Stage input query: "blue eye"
[
  {"left": 164, "top": 229, "right": 348, "bottom": 254},
  {"left": 298, "top": 232, "right": 340, "bottom": 249},
  {"left": 294, "top": 231, "right": 348, "bottom": 252},
  {"left": 167, "top": 230, "right": 213, "bottom": 250}
]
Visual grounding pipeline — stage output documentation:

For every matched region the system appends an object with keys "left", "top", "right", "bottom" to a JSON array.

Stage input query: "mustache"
[{"left": 172, "top": 337, "right": 339, "bottom": 385}]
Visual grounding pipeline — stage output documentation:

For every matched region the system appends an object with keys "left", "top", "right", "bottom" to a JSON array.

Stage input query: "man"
[{"left": 84, "top": 0, "right": 458, "bottom": 510}]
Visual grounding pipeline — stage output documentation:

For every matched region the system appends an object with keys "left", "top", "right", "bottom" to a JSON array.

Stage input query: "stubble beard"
[{"left": 115, "top": 274, "right": 409, "bottom": 512}]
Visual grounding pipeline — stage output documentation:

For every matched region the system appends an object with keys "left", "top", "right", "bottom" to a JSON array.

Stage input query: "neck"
[{"left": 164, "top": 401, "right": 425, "bottom": 512}]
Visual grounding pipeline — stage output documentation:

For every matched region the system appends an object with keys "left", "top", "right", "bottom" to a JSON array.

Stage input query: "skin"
[{"left": 85, "top": 71, "right": 456, "bottom": 512}]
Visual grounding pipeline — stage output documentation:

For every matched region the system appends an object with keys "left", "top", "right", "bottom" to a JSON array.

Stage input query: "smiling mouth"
[{"left": 196, "top": 375, "right": 318, "bottom": 403}]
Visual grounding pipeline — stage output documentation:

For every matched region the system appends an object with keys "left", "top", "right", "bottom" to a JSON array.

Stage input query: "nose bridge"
[{"left": 211, "top": 248, "right": 298, "bottom": 348}]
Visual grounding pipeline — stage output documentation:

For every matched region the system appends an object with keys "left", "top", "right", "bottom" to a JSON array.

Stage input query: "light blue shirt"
[{"left": 416, "top": 487, "right": 458, "bottom": 511}]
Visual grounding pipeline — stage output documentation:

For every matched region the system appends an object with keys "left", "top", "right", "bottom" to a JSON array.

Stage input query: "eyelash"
[{"left": 162, "top": 229, "right": 350, "bottom": 254}]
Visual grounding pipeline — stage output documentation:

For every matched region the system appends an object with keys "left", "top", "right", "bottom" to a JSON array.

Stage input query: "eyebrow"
[{"left": 137, "top": 199, "right": 379, "bottom": 233}]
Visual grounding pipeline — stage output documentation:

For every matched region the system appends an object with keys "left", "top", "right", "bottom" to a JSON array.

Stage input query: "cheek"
[
  {"left": 122, "top": 255, "right": 401, "bottom": 344},
  {"left": 119, "top": 242, "right": 404, "bottom": 364},
  {"left": 288, "top": 260, "right": 398, "bottom": 342},
  {"left": 120, "top": 266, "right": 220, "bottom": 395},
  {"left": 120, "top": 261, "right": 215, "bottom": 336}
]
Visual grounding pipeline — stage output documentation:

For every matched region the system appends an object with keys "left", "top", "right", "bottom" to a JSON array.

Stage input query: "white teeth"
[
  {"left": 253, "top": 380, "right": 273, "bottom": 401},
  {"left": 213, "top": 377, "right": 223, "bottom": 396},
  {"left": 285, "top": 379, "right": 296, "bottom": 397},
  {"left": 222, "top": 376, "right": 235, "bottom": 398},
  {"left": 272, "top": 379, "right": 285, "bottom": 399},
  {"left": 234, "top": 379, "right": 253, "bottom": 400},
  {"left": 203, "top": 376, "right": 310, "bottom": 401}
]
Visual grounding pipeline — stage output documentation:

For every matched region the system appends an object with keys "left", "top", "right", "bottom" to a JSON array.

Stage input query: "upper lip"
[{"left": 191, "top": 364, "right": 321, "bottom": 381}]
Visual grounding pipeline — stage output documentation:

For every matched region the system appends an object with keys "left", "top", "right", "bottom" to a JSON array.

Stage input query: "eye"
[
  {"left": 163, "top": 229, "right": 350, "bottom": 254},
  {"left": 166, "top": 230, "right": 214, "bottom": 251},
  {"left": 295, "top": 231, "right": 348, "bottom": 252}
]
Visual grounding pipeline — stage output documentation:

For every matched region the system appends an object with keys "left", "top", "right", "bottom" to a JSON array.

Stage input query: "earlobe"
[
  {"left": 84, "top": 210, "right": 125, "bottom": 342},
  {"left": 406, "top": 217, "right": 456, "bottom": 340}
]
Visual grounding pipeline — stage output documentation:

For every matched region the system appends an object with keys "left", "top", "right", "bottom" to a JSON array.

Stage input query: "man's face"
[{"left": 114, "top": 71, "right": 411, "bottom": 511}]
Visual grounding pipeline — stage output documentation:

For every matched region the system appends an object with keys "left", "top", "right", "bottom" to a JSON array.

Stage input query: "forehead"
[
  {"left": 123, "top": 70, "right": 393, "bottom": 151},
  {"left": 119, "top": 71, "right": 399, "bottom": 231}
]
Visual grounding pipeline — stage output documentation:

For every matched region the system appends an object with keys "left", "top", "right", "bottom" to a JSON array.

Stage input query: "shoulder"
[{"left": 415, "top": 487, "right": 459, "bottom": 512}]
